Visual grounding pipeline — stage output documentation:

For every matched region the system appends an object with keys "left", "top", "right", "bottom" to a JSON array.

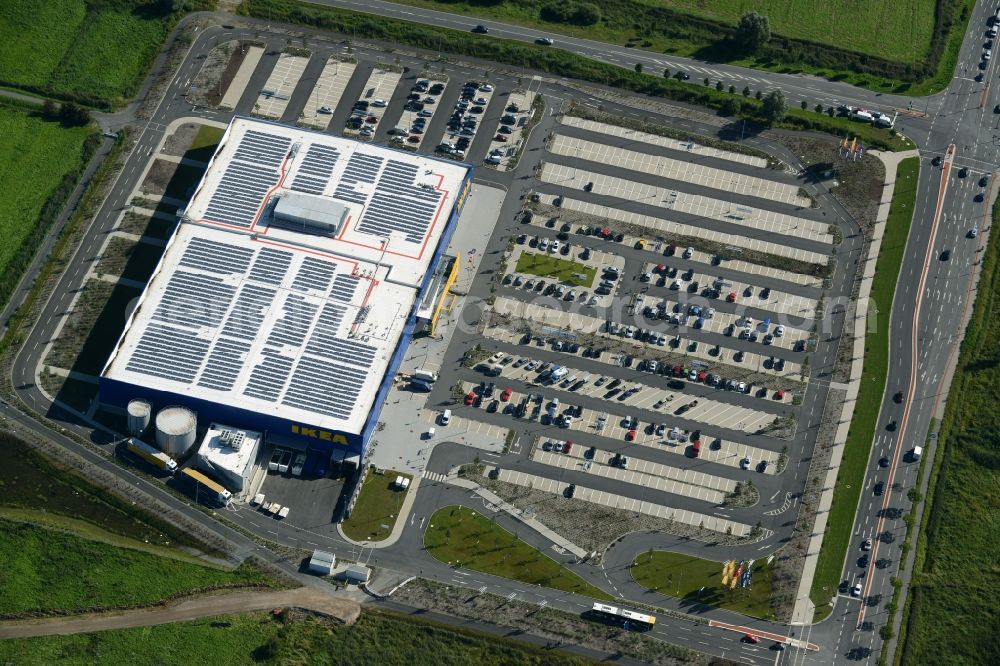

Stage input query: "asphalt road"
[{"left": 4, "top": 3, "right": 999, "bottom": 664}]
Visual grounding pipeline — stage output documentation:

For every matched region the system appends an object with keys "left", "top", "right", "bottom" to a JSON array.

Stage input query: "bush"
[
  {"left": 540, "top": 0, "right": 600, "bottom": 26},
  {"left": 719, "top": 97, "right": 740, "bottom": 116},
  {"left": 735, "top": 11, "right": 771, "bottom": 52}
]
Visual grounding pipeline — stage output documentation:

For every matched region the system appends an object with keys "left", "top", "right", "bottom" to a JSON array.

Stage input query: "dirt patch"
[
  {"left": 117, "top": 211, "right": 177, "bottom": 241},
  {"left": 783, "top": 136, "right": 885, "bottom": 234},
  {"left": 140, "top": 159, "right": 206, "bottom": 202},
  {"left": 476, "top": 473, "right": 749, "bottom": 552},
  {"left": 161, "top": 123, "right": 201, "bottom": 158},
  {"left": 393, "top": 578, "right": 704, "bottom": 666},
  {"left": 188, "top": 40, "right": 262, "bottom": 108}
]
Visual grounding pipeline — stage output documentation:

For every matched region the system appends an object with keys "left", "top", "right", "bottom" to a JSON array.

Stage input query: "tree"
[
  {"left": 704, "top": 77, "right": 710, "bottom": 86},
  {"left": 719, "top": 98, "right": 740, "bottom": 116},
  {"left": 815, "top": 103, "right": 824, "bottom": 113},
  {"left": 663, "top": 67, "right": 670, "bottom": 78},
  {"left": 800, "top": 100, "right": 808, "bottom": 110},
  {"left": 826, "top": 106, "right": 835, "bottom": 117},
  {"left": 715, "top": 81, "right": 724, "bottom": 91},
  {"left": 41, "top": 99, "right": 59, "bottom": 120},
  {"left": 755, "top": 89, "right": 763, "bottom": 101},
  {"left": 761, "top": 90, "right": 787, "bottom": 123},
  {"left": 742, "top": 85, "right": 751, "bottom": 97},
  {"left": 729, "top": 85, "right": 736, "bottom": 94},
  {"left": 634, "top": 62, "right": 643, "bottom": 74},
  {"left": 735, "top": 11, "right": 771, "bottom": 52}
]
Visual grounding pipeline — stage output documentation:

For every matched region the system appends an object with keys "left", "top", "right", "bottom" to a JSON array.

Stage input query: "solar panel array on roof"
[
  {"left": 197, "top": 339, "right": 246, "bottom": 391},
  {"left": 267, "top": 294, "right": 319, "bottom": 349},
  {"left": 179, "top": 237, "right": 254, "bottom": 275},
  {"left": 126, "top": 323, "right": 211, "bottom": 383},
  {"left": 334, "top": 153, "right": 383, "bottom": 204},
  {"left": 248, "top": 247, "right": 293, "bottom": 285},
  {"left": 282, "top": 356, "right": 366, "bottom": 419},
  {"left": 152, "top": 272, "right": 236, "bottom": 329},
  {"left": 291, "top": 256, "right": 337, "bottom": 293},
  {"left": 291, "top": 144, "right": 340, "bottom": 195},
  {"left": 243, "top": 352, "right": 294, "bottom": 402},
  {"left": 330, "top": 273, "right": 361, "bottom": 302},
  {"left": 203, "top": 131, "right": 291, "bottom": 228},
  {"left": 222, "top": 284, "right": 277, "bottom": 340},
  {"left": 356, "top": 160, "right": 442, "bottom": 243}
]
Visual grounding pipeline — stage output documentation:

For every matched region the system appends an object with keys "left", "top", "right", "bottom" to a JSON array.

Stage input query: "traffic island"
[
  {"left": 630, "top": 550, "right": 777, "bottom": 620},
  {"left": 339, "top": 469, "right": 412, "bottom": 543}
]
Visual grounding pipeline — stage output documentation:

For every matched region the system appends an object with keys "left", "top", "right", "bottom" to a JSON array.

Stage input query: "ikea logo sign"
[{"left": 291, "top": 425, "right": 349, "bottom": 445}]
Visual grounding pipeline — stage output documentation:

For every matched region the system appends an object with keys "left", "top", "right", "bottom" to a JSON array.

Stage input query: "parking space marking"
[
  {"left": 539, "top": 193, "right": 830, "bottom": 266},
  {"left": 541, "top": 163, "right": 832, "bottom": 245},
  {"left": 492, "top": 297, "right": 803, "bottom": 380},
  {"left": 560, "top": 116, "right": 768, "bottom": 168},
  {"left": 299, "top": 57, "right": 356, "bottom": 129},
  {"left": 494, "top": 468, "right": 751, "bottom": 536},
  {"left": 551, "top": 134, "right": 807, "bottom": 206},
  {"left": 640, "top": 261, "right": 819, "bottom": 323},
  {"left": 344, "top": 67, "right": 402, "bottom": 140},
  {"left": 395, "top": 76, "right": 447, "bottom": 150},
  {"left": 436, "top": 78, "right": 496, "bottom": 161},
  {"left": 256, "top": 54, "right": 310, "bottom": 118},
  {"left": 485, "top": 89, "right": 536, "bottom": 171},
  {"left": 503, "top": 242, "right": 623, "bottom": 309}
]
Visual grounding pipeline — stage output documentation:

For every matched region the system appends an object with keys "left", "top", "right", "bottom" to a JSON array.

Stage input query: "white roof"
[
  {"left": 198, "top": 422, "right": 261, "bottom": 477},
  {"left": 103, "top": 118, "right": 470, "bottom": 435}
]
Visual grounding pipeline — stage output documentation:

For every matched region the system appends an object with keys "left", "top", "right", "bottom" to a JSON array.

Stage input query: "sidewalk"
[{"left": 790, "top": 149, "right": 918, "bottom": 626}]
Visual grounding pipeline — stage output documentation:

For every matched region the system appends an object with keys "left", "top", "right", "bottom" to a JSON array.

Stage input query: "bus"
[
  {"left": 588, "top": 603, "right": 656, "bottom": 631},
  {"left": 179, "top": 468, "right": 231, "bottom": 507}
]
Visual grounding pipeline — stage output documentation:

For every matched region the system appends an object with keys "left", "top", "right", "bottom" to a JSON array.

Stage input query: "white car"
[
  {"left": 371, "top": 99, "right": 388, "bottom": 107},
  {"left": 774, "top": 325, "right": 785, "bottom": 337},
  {"left": 479, "top": 83, "right": 494, "bottom": 92},
  {"left": 740, "top": 457, "right": 751, "bottom": 470},
  {"left": 862, "top": 538, "right": 872, "bottom": 551},
  {"left": 683, "top": 246, "right": 693, "bottom": 258},
  {"left": 851, "top": 582, "right": 863, "bottom": 597},
  {"left": 738, "top": 381, "right": 748, "bottom": 393},
  {"left": 549, "top": 241, "right": 560, "bottom": 253},
  {"left": 318, "top": 106, "right": 333, "bottom": 114}
]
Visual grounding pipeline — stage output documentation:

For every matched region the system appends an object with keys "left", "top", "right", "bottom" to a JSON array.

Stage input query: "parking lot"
[
  {"left": 485, "top": 88, "right": 537, "bottom": 170},
  {"left": 343, "top": 66, "right": 401, "bottom": 140},
  {"left": 300, "top": 57, "right": 356, "bottom": 128},
  {"left": 256, "top": 53, "right": 309, "bottom": 118},
  {"left": 394, "top": 76, "right": 448, "bottom": 150}
]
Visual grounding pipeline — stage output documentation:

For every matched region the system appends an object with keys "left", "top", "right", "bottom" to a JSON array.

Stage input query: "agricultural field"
[
  {"left": 0, "top": 0, "right": 194, "bottom": 107},
  {"left": 899, "top": 201, "right": 1000, "bottom": 665},
  {"left": 0, "top": 520, "right": 272, "bottom": 616},
  {"left": 0, "top": 103, "right": 96, "bottom": 307},
  {"left": 0, "top": 609, "right": 595, "bottom": 666},
  {"left": 388, "top": 0, "right": 937, "bottom": 64}
]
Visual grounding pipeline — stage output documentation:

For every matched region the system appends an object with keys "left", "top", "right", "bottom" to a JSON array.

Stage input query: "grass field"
[
  {"left": 809, "top": 157, "right": 920, "bottom": 614},
  {"left": 391, "top": 0, "right": 935, "bottom": 64},
  {"left": 630, "top": 550, "right": 775, "bottom": 619},
  {"left": 424, "top": 506, "right": 613, "bottom": 600},
  {"left": 515, "top": 251, "right": 596, "bottom": 286},
  {"left": 898, "top": 199, "right": 1000, "bottom": 666},
  {"left": 0, "top": 0, "right": 195, "bottom": 108},
  {"left": 0, "top": 520, "right": 271, "bottom": 616},
  {"left": 0, "top": 609, "right": 595, "bottom": 665},
  {"left": 341, "top": 470, "right": 411, "bottom": 542},
  {"left": 0, "top": 104, "right": 94, "bottom": 295}
]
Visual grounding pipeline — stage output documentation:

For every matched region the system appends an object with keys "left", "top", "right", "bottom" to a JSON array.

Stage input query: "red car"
[
  {"left": 774, "top": 389, "right": 786, "bottom": 400},
  {"left": 494, "top": 134, "right": 508, "bottom": 142},
  {"left": 672, "top": 366, "right": 684, "bottom": 377},
  {"left": 464, "top": 391, "right": 476, "bottom": 405},
  {"left": 727, "top": 292, "right": 737, "bottom": 303},
  {"left": 655, "top": 263, "right": 666, "bottom": 273},
  {"left": 696, "top": 370, "right": 707, "bottom": 382},
  {"left": 500, "top": 387, "right": 513, "bottom": 402},
  {"left": 562, "top": 440, "right": 572, "bottom": 454},
  {"left": 690, "top": 441, "right": 701, "bottom": 458},
  {"left": 626, "top": 429, "right": 637, "bottom": 441},
  {"left": 742, "top": 633, "right": 759, "bottom": 644}
]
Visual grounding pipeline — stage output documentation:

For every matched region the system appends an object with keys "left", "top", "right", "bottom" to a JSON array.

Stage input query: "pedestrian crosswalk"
[{"left": 423, "top": 470, "right": 448, "bottom": 483}]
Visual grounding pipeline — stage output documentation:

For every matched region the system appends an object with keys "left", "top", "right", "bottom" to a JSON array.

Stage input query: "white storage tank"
[
  {"left": 126, "top": 399, "right": 152, "bottom": 437},
  {"left": 155, "top": 406, "right": 197, "bottom": 457}
]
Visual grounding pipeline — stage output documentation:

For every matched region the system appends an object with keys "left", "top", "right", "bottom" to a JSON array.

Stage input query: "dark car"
[
  {"left": 940, "top": 248, "right": 951, "bottom": 261},
  {"left": 879, "top": 457, "right": 890, "bottom": 468},
  {"left": 472, "top": 24, "right": 489, "bottom": 33},
  {"left": 893, "top": 391, "right": 904, "bottom": 403},
  {"left": 873, "top": 482, "right": 885, "bottom": 496},
  {"left": 959, "top": 166, "right": 969, "bottom": 178},
  {"left": 932, "top": 155, "right": 942, "bottom": 166}
]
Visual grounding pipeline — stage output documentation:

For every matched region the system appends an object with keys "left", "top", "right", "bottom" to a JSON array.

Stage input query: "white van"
[
  {"left": 911, "top": 446, "right": 923, "bottom": 460},
  {"left": 440, "top": 409, "right": 452, "bottom": 426}
]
